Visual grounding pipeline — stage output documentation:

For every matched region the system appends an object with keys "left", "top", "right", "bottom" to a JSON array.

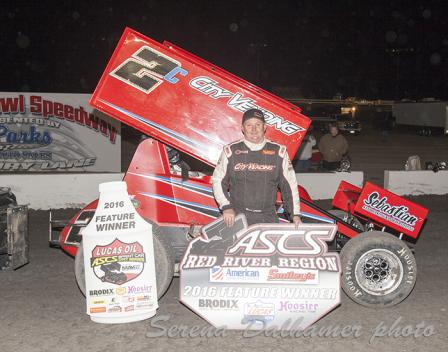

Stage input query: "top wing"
[{"left": 90, "top": 27, "right": 310, "bottom": 166}]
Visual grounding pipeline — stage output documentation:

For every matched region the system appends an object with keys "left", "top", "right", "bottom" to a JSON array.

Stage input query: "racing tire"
[
  {"left": 328, "top": 209, "right": 364, "bottom": 231},
  {"left": 75, "top": 223, "right": 175, "bottom": 299},
  {"left": 340, "top": 231, "right": 417, "bottom": 307},
  {"left": 0, "top": 188, "right": 17, "bottom": 258}
]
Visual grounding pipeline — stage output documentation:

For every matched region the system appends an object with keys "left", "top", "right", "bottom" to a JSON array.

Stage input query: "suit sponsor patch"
[
  {"left": 262, "top": 149, "right": 276, "bottom": 155},
  {"left": 234, "top": 163, "right": 276, "bottom": 171}
]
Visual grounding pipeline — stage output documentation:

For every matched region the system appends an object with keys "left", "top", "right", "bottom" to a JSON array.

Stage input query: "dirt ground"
[{"left": 1, "top": 195, "right": 447, "bottom": 352}]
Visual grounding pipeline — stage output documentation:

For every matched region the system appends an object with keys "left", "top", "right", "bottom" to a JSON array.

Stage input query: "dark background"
[{"left": 2, "top": 0, "right": 447, "bottom": 100}]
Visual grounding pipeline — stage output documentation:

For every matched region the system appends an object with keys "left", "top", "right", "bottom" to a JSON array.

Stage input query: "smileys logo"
[{"left": 110, "top": 46, "right": 188, "bottom": 94}]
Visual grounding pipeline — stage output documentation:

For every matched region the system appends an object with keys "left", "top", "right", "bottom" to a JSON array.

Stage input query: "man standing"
[
  {"left": 318, "top": 123, "right": 349, "bottom": 171},
  {"left": 212, "top": 108, "right": 301, "bottom": 227}
]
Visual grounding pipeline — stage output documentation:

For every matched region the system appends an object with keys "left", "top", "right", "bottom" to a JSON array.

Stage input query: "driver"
[{"left": 212, "top": 108, "right": 301, "bottom": 227}]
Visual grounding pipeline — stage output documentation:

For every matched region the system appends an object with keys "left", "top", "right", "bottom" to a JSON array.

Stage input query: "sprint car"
[{"left": 50, "top": 28, "right": 428, "bottom": 307}]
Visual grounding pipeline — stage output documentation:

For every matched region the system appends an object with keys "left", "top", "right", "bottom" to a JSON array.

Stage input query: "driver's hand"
[
  {"left": 293, "top": 215, "right": 301, "bottom": 229},
  {"left": 223, "top": 209, "right": 236, "bottom": 227}
]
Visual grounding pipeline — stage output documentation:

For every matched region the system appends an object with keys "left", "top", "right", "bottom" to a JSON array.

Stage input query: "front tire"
[
  {"left": 75, "top": 224, "right": 175, "bottom": 299},
  {"left": 340, "top": 231, "right": 417, "bottom": 307}
]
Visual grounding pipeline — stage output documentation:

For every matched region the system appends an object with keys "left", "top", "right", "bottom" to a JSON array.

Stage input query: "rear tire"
[
  {"left": 75, "top": 223, "right": 175, "bottom": 299},
  {"left": 340, "top": 231, "right": 417, "bottom": 307},
  {"left": 0, "top": 188, "right": 17, "bottom": 268}
]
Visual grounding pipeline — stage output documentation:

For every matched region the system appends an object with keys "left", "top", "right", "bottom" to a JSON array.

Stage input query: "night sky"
[{"left": 2, "top": 0, "right": 448, "bottom": 100}]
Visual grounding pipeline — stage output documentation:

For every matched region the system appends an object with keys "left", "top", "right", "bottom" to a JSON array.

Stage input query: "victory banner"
[
  {"left": 180, "top": 215, "right": 341, "bottom": 330},
  {"left": 0, "top": 92, "right": 121, "bottom": 172}
]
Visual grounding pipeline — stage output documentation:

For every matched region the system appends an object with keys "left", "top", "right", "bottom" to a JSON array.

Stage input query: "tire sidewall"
[{"left": 341, "top": 233, "right": 417, "bottom": 307}]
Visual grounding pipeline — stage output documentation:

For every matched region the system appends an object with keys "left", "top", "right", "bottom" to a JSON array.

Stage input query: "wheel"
[
  {"left": 0, "top": 188, "right": 17, "bottom": 267},
  {"left": 340, "top": 231, "right": 417, "bottom": 307},
  {"left": 75, "top": 223, "right": 175, "bottom": 299},
  {"left": 328, "top": 209, "right": 364, "bottom": 231}
]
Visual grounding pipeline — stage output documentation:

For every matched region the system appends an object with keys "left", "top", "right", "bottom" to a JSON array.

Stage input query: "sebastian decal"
[{"left": 363, "top": 191, "right": 418, "bottom": 230}]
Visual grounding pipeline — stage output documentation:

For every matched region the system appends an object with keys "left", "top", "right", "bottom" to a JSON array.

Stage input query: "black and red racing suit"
[{"left": 212, "top": 138, "right": 300, "bottom": 225}]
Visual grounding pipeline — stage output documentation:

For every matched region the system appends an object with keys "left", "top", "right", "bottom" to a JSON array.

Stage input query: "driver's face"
[{"left": 242, "top": 118, "right": 266, "bottom": 144}]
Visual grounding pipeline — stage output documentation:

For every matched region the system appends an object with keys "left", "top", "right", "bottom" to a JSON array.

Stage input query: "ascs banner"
[
  {"left": 180, "top": 215, "right": 341, "bottom": 330},
  {"left": 0, "top": 92, "right": 121, "bottom": 172}
]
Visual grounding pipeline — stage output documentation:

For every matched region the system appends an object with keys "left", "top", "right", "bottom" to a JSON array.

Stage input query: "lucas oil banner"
[
  {"left": 0, "top": 92, "right": 121, "bottom": 172},
  {"left": 180, "top": 215, "right": 341, "bottom": 330}
]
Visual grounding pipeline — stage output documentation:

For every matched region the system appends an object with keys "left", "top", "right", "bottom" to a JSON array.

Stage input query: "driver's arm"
[{"left": 212, "top": 148, "right": 233, "bottom": 211}]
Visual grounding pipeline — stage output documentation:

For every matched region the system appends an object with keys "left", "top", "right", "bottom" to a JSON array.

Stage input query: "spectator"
[
  {"left": 293, "top": 130, "right": 316, "bottom": 172},
  {"left": 318, "top": 123, "right": 348, "bottom": 170}
]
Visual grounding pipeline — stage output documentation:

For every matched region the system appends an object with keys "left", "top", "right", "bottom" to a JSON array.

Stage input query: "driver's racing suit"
[{"left": 212, "top": 138, "right": 300, "bottom": 225}]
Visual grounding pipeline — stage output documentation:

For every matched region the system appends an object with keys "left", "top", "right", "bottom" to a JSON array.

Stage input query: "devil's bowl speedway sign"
[
  {"left": 180, "top": 215, "right": 341, "bottom": 330},
  {"left": 0, "top": 92, "right": 120, "bottom": 172}
]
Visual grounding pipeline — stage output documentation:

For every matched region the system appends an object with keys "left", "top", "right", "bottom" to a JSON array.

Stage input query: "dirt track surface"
[{"left": 1, "top": 196, "right": 447, "bottom": 352}]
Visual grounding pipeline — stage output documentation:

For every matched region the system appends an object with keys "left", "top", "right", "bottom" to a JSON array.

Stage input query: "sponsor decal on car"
[
  {"left": 110, "top": 46, "right": 188, "bottom": 94},
  {"left": 362, "top": 192, "right": 418, "bottom": 231},
  {"left": 189, "top": 77, "right": 304, "bottom": 136}
]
